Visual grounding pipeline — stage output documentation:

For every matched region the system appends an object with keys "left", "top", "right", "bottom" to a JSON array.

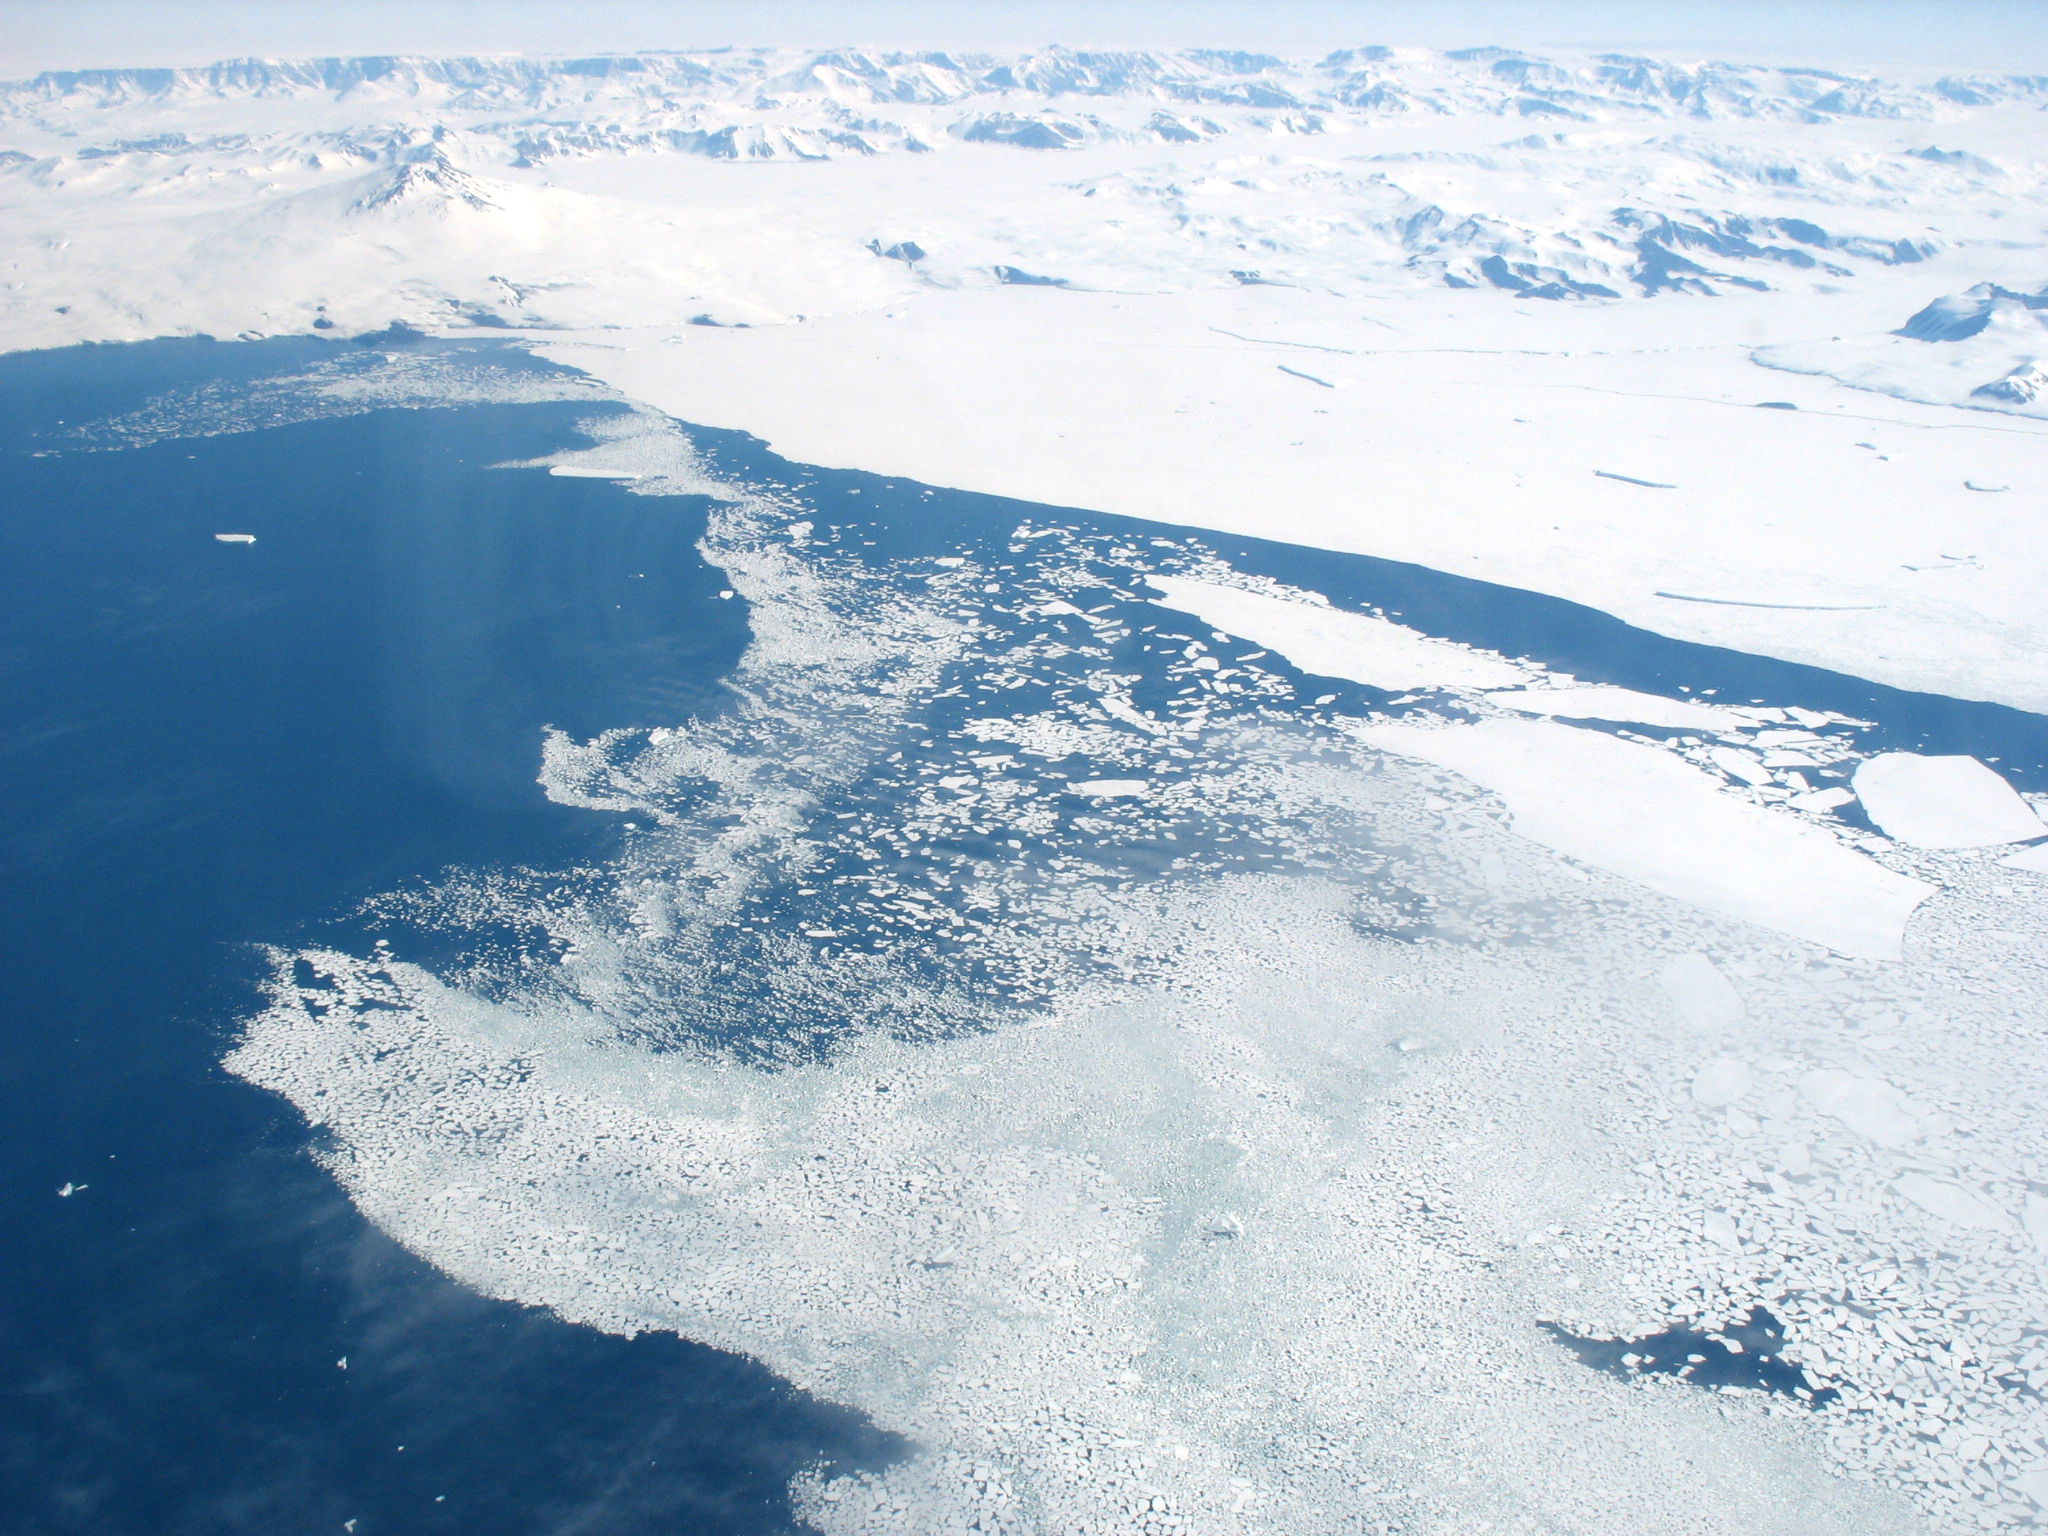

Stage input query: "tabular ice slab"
[
  {"left": 2003, "top": 842, "right": 2048, "bottom": 874},
  {"left": 1485, "top": 685, "right": 1731, "bottom": 731},
  {"left": 1357, "top": 718, "right": 1933, "bottom": 961},
  {"left": 1660, "top": 953, "right": 1748, "bottom": 1030},
  {"left": 1852, "top": 753, "right": 2048, "bottom": 849},
  {"left": 1145, "top": 575, "right": 1526, "bottom": 692}
]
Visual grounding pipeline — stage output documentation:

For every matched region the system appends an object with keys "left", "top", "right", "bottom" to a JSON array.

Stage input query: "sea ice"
[
  {"left": 1661, "top": 953, "right": 1748, "bottom": 1030},
  {"left": 1709, "top": 747, "right": 1774, "bottom": 787},
  {"left": 1357, "top": 719, "right": 1933, "bottom": 960},
  {"left": 1483, "top": 686, "right": 1730, "bottom": 731},
  {"left": 1851, "top": 753, "right": 2048, "bottom": 848},
  {"left": 1790, "top": 787, "right": 1855, "bottom": 813},
  {"left": 2001, "top": 842, "right": 2048, "bottom": 874},
  {"left": 1893, "top": 1173, "right": 2012, "bottom": 1232},
  {"left": 1799, "top": 1069, "right": 1926, "bottom": 1148},
  {"left": 1691, "top": 1057, "right": 1756, "bottom": 1107},
  {"left": 1145, "top": 575, "right": 1526, "bottom": 692},
  {"left": 1066, "top": 779, "right": 1148, "bottom": 798},
  {"left": 205, "top": 435, "right": 2042, "bottom": 1535}
]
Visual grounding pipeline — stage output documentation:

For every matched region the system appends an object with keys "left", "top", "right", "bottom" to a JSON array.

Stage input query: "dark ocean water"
[
  {"left": 0, "top": 338, "right": 899, "bottom": 1536},
  {"left": 2, "top": 335, "right": 2041, "bottom": 1536}
]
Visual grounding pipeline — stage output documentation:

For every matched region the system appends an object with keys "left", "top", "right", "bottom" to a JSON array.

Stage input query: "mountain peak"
[{"left": 352, "top": 148, "right": 498, "bottom": 214}]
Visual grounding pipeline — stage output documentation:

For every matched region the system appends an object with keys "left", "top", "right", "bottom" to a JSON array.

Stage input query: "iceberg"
[{"left": 1484, "top": 686, "right": 1729, "bottom": 731}]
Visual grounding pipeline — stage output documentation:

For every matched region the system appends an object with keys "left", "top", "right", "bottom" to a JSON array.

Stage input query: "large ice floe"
[{"left": 214, "top": 393, "right": 2048, "bottom": 1535}]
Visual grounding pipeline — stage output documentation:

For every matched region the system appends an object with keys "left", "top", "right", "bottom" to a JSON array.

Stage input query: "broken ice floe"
[
  {"left": 1893, "top": 1172, "right": 2012, "bottom": 1232},
  {"left": 1144, "top": 573, "right": 1526, "bottom": 692},
  {"left": 1358, "top": 718, "right": 1933, "bottom": 960},
  {"left": 1851, "top": 753, "right": 2048, "bottom": 849},
  {"left": 1661, "top": 953, "right": 1748, "bottom": 1030},
  {"left": 1485, "top": 685, "right": 1729, "bottom": 731},
  {"left": 2000, "top": 842, "right": 2048, "bottom": 874}
]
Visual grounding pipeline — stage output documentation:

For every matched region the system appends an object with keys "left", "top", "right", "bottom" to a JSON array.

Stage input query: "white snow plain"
[{"left": 10, "top": 40, "right": 2048, "bottom": 1536}]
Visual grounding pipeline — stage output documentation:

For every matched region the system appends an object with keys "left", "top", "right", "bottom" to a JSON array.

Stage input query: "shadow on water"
[{"left": 0, "top": 338, "right": 904, "bottom": 1535}]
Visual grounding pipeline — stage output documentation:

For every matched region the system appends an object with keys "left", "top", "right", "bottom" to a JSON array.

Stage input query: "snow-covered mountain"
[
  {"left": 9, "top": 44, "right": 2043, "bottom": 124},
  {"left": 3, "top": 43, "right": 2041, "bottom": 348}
]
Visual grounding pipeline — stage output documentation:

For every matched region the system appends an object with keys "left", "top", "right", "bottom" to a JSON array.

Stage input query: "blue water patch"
[{"left": 1541, "top": 1308, "right": 1838, "bottom": 1406}]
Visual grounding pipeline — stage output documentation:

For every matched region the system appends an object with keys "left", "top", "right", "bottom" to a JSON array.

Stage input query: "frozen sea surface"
[{"left": 9, "top": 335, "right": 2048, "bottom": 1534}]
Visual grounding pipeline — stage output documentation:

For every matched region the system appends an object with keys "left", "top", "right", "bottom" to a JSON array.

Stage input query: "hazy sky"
[{"left": 4, "top": 0, "right": 2046, "bottom": 77}]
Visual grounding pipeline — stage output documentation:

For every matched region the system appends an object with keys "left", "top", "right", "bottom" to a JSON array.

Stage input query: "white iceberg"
[
  {"left": 1483, "top": 686, "right": 1729, "bottom": 731},
  {"left": 1066, "top": 779, "right": 1149, "bottom": 798}
]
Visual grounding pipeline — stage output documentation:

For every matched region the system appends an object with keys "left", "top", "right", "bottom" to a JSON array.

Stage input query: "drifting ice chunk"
[
  {"left": 1484, "top": 686, "right": 1728, "bottom": 731},
  {"left": 213, "top": 532, "right": 256, "bottom": 544},
  {"left": 549, "top": 465, "right": 642, "bottom": 479},
  {"left": 1893, "top": 1173, "right": 2011, "bottom": 1231},
  {"left": 1708, "top": 748, "right": 1772, "bottom": 786},
  {"left": 1799, "top": 1069, "right": 1925, "bottom": 1147},
  {"left": 1357, "top": 719, "right": 1933, "bottom": 960},
  {"left": 1851, "top": 753, "right": 2048, "bottom": 848},
  {"left": 1790, "top": 787, "right": 1854, "bottom": 814},
  {"left": 1661, "top": 954, "right": 1747, "bottom": 1030},
  {"left": 1145, "top": 576, "right": 1524, "bottom": 691},
  {"left": 2026, "top": 1194, "right": 2048, "bottom": 1247},
  {"left": 1067, "top": 779, "right": 1148, "bottom": 798}
]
